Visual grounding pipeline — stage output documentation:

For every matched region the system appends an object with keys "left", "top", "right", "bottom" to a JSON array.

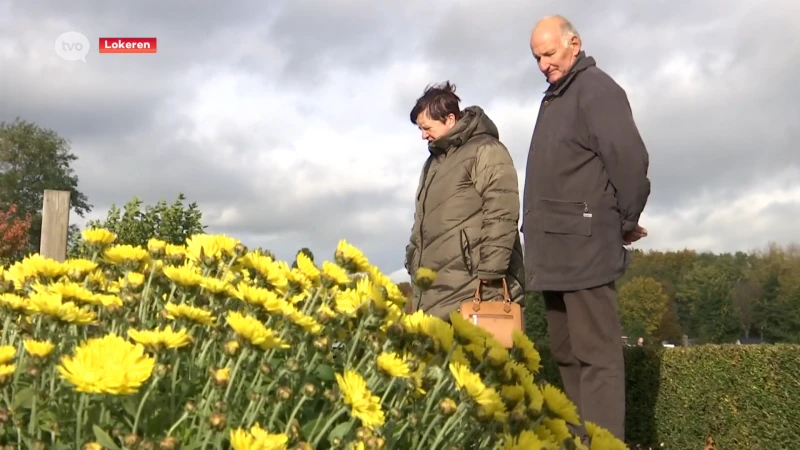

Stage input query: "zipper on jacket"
[
  {"left": 416, "top": 168, "right": 437, "bottom": 312},
  {"left": 583, "top": 202, "right": 592, "bottom": 218}
]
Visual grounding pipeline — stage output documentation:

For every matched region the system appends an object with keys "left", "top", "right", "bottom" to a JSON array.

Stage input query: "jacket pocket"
[
  {"left": 460, "top": 229, "right": 474, "bottom": 275},
  {"left": 540, "top": 198, "right": 592, "bottom": 236}
]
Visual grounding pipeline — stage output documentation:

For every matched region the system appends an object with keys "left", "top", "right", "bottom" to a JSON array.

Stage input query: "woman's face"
[{"left": 415, "top": 111, "right": 456, "bottom": 143}]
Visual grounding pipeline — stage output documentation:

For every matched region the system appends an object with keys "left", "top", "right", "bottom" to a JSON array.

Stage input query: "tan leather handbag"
[{"left": 458, "top": 278, "right": 523, "bottom": 348}]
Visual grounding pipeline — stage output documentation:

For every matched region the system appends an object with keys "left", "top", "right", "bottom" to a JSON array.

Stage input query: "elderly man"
[{"left": 522, "top": 16, "right": 651, "bottom": 442}]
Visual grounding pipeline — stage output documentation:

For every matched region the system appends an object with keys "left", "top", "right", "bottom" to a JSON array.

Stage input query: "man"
[
  {"left": 522, "top": 16, "right": 651, "bottom": 442},
  {"left": 404, "top": 81, "right": 525, "bottom": 320}
]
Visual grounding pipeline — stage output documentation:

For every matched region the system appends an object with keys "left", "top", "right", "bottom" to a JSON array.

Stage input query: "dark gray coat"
[{"left": 522, "top": 52, "right": 651, "bottom": 292}]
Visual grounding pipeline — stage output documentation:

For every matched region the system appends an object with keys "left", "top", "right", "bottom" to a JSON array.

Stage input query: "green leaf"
[
  {"left": 328, "top": 421, "right": 352, "bottom": 445},
  {"left": 92, "top": 425, "right": 122, "bottom": 450},
  {"left": 301, "top": 418, "right": 321, "bottom": 439},
  {"left": 12, "top": 387, "right": 35, "bottom": 410},
  {"left": 122, "top": 396, "right": 138, "bottom": 418},
  {"left": 314, "top": 364, "right": 335, "bottom": 382}
]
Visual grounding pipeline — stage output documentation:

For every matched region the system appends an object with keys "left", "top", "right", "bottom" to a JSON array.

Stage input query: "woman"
[{"left": 404, "top": 81, "right": 526, "bottom": 320}]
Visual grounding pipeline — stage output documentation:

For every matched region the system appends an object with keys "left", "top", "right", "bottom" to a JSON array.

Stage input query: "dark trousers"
[{"left": 543, "top": 281, "right": 625, "bottom": 442}]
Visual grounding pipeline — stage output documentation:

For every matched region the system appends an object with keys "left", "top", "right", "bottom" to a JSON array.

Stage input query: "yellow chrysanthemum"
[
  {"left": 81, "top": 228, "right": 116, "bottom": 245},
  {"left": 147, "top": 238, "right": 167, "bottom": 253},
  {"left": 57, "top": 334, "right": 155, "bottom": 395},
  {"left": 0, "top": 364, "right": 17, "bottom": 381},
  {"left": 413, "top": 267, "right": 437, "bottom": 289},
  {"left": 511, "top": 329, "right": 542, "bottom": 375},
  {"left": 585, "top": 421, "right": 628, "bottom": 450},
  {"left": 335, "top": 370, "right": 385, "bottom": 429},
  {"left": 26, "top": 291, "right": 97, "bottom": 325},
  {"left": 128, "top": 325, "right": 193, "bottom": 350},
  {"left": 0, "top": 293, "right": 27, "bottom": 311},
  {"left": 235, "top": 283, "right": 287, "bottom": 312},
  {"left": 501, "top": 430, "right": 552, "bottom": 450},
  {"left": 103, "top": 245, "right": 150, "bottom": 266},
  {"left": 64, "top": 258, "right": 99, "bottom": 276},
  {"left": 541, "top": 384, "right": 581, "bottom": 425},
  {"left": 321, "top": 261, "right": 350, "bottom": 286},
  {"left": 229, "top": 423, "right": 289, "bottom": 450},
  {"left": 23, "top": 339, "right": 55, "bottom": 359},
  {"left": 186, "top": 233, "right": 240, "bottom": 263},
  {"left": 295, "top": 252, "right": 320, "bottom": 283},
  {"left": 0, "top": 346, "right": 16, "bottom": 364},
  {"left": 376, "top": 352, "right": 411, "bottom": 378},
  {"left": 162, "top": 263, "right": 203, "bottom": 287},
  {"left": 164, "top": 302, "right": 215, "bottom": 326},
  {"left": 226, "top": 311, "right": 289, "bottom": 350},
  {"left": 335, "top": 239, "right": 370, "bottom": 273},
  {"left": 121, "top": 271, "right": 146, "bottom": 288},
  {"left": 449, "top": 362, "right": 507, "bottom": 422},
  {"left": 281, "top": 304, "right": 323, "bottom": 334}
]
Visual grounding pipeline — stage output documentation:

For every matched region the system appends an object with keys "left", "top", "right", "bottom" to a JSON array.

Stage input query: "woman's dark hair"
[{"left": 409, "top": 81, "right": 463, "bottom": 124}]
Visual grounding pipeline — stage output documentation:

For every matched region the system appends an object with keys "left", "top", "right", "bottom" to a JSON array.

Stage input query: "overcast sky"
[{"left": 1, "top": 0, "right": 798, "bottom": 282}]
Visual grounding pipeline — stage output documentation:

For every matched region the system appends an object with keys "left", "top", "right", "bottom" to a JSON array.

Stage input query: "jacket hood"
[{"left": 429, "top": 105, "right": 499, "bottom": 154}]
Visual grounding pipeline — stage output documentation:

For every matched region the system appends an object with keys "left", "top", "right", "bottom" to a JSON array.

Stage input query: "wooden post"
[{"left": 40, "top": 190, "right": 71, "bottom": 262}]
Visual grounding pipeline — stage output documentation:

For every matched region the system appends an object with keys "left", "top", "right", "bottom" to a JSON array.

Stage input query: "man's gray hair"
[{"left": 541, "top": 15, "right": 581, "bottom": 47}]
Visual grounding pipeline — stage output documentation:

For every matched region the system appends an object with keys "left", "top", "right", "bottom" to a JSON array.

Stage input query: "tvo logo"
[{"left": 55, "top": 31, "right": 90, "bottom": 62}]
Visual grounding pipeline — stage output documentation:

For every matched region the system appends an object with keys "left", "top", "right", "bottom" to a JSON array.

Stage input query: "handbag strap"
[{"left": 471, "top": 278, "right": 512, "bottom": 312}]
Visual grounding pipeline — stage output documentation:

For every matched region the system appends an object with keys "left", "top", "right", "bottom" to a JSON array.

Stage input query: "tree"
[
  {"left": 70, "top": 194, "right": 204, "bottom": 254},
  {"left": 0, "top": 204, "right": 32, "bottom": 263},
  {"left": 618, "top": 276, "right": 670, "bottom": 339},
  {"left": 0, "top": 118, "right": 92, "bottom": 253}
]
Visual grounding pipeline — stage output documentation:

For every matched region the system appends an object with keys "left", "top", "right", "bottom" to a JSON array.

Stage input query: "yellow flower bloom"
[
  {"left": 186, "top": 234, "right": 240, "bottom": 263},
  {"left": 103, "top": 245, "right": 150, "bottom": 266},
  {"left": 81, "top": 228, "right": 116, "bottom": 245},
  {"left": 334, "top": 288, "right": 366, "bottom": 316},
  {"left": 541, "top": 384, "right": 581, "bottom": 425},
  {"left": 200, "top": 275, "right": 235, "bottom": 296},
  {"left": 128, "top": 325, "right": 193, "bottom": 350},
  {"left": 0, "top": 293, "right": 27, "bottom": 311},
  {"left": 0, "top": 346, "right": 16, "bottom": 364},
  {"left": 281, "top": 304, "right": 322, "bottom": 334},
  {"left": 501, "top": 430, "right": 552, "bottom": 450},
  {"left": 23, "top": 339, "right": 55, "bottom": 359},
  {"left": 376, "top": 352, "right": 411, "bottom": 378},
  {"left": 229, "top": 423, "right": 289, "bottom": 450},
  {"left": 8, "top": 254, "right": 68, "bottom": 282},
  {"left": 321, "top": 261, "right": 350, "bottom": 286},
  {"left": 163, "top": 263, "right": 203, "bottom": 287},
  {"left": 585, "top": 421, "right": 628, "bottom": 450},
  {"left": 335, "top": 370, "right": 385, "bottom": 429},
  {"left": 121, "top": 271, "right": 146, "bottom": 288},
  {"left": 335, "top": 239, "right": 370, "bottom": 273},
  {"left": 295, "top": 252, "right": 320, "bottom": 283},
  {"left": 235, "top": 283, "right": 287, "bottom": 312},
  {"left": 64, "top": 258, "right": 99, "bottom": 276},
  {"left": 536, "top": 417, "right": 571, "bottom": 443},
  {"left": 449, "top": 362, "right": 507, "bottom": 422},
  {"left": 57, "top": 334, "right": 155, "bottom": 395},
  {"left": 511, "top": 329, "right": 542, "bottom": 375},
  {"left": 0, "top": 364, "right": 15, "bottom": 380},
  {"left": 164, "top": 302, "right": 215, "bottom": 326},
  {"left": 33, "top": 281, "right": 123, "bottom": 308},
  {"left": 413, "top": 267, "right": 437, "bottom": 290},
  {"left": 226, "top": 311, "right": 289, "bottom": 350},
  {"left": 147, "top": 238, "right": 167, "bottom": 253},
  {"left": 26, "top": 291, "right": 97, "bottom": 325}
]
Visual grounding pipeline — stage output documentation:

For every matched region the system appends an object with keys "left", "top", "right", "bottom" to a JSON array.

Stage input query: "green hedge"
[{"left": 535, "top": 343, "right": 800, "bottom": 449}]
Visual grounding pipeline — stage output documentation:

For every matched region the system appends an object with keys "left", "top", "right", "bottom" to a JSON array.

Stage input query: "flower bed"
[{"left": 0, "top": 229, "right": 626, "bottom": 449}]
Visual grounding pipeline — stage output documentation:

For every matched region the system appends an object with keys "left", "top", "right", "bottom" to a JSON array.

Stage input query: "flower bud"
[
  {"left": 355, "top": 427, "right": 371, "bottom": 440},
  {"left": 123, "top": 434, "right": 141, "bottom": 447},
  {"left": 214, "top": 401, "right": 227, "bottom": 412},
  {"left": 159, "top": 436, "right": 181, "bottom": 450},
  {"left": 224, "top": 340, "right": 240, "bottom": 356},
  {"left": 302, "top": 383, "right": 317, "bottom": 397},
  {"left": 155, "top": 364, "right": 169, "bottom": 377},
  {"left": 209, "top": 412, "right": 227, "bottom": 431},
  {"left": 184, "top": 401, "right": 196, "bottom": 414},
  {"left": 234, "top": 243, "right": 248, "bottom": 256},
  {"left": 323, "top": 389, "right": 338, "bottom": 403},
  {"left": 293, "top": 443, "right": 313, "bottom": 450},
  {"left": 389, "top": 408, "right": 403, "bottom": 420},
  {"left": 439, "top": 398, "right": 457, "bottom": 416},
  {"left": 313, "top": 337, "right": 329, "bottom": 352},
  {"left": 259, "top": 363, "right": 273, "bottom": 376},
  {"left": 286, "top": 358, "right": 301, "bottom": 372},
  {"left": 212, "top": 368, "right": 230, "bottom": 387},
  {"left": 83, "top": 443, "right": 103, "bottom": 450},
  {"left": 277, "top": 386, "right": 293, "bottom": 401},
  {"left": 366, "top": 437, "right": 385, "bottom": 449}
]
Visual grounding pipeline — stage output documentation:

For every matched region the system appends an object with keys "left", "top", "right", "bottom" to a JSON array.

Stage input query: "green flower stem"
[
  {"left": 266, "top": 401, "right": 284, "bottom": 430},
  {"left": 75, "top": 393, "right": 87, "bottom": 449},
  {"left": 413, "top": 414, "right": 442, "bottom": 450},
  {"left": 380, "top": 378, "right": 397, "bottom": 404},
  {"left": 1, "top": 314, "right": 12, "bottom": 342},
  {"left": 166, "top": 411, "right": 190, "bottom": 436},
  {"left": 27, "top": 376, "right": 38, "bottom": 436},
  {"left": 430, "top": 403, "right": 469, "bottom": 449},
  {"left": 310, "top": 406, "right": 349, "bottom": 448},
  {"left": 345, "top": 319, "right": 367, "bottom": 368},
  {"left": 283, "top": 394, "right": 309, "bottom": 435},
  {"left": 223, "top": 347, "right": 248, "bottom": 401},
  {"left": 132, "top": 374, "right": 160, "bottom": 435}
]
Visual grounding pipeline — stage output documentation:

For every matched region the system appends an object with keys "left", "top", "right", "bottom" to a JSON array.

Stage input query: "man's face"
[
  {"left": 531, "top": 28, "right": 580, "bottom": 84},
  {"left": 415, "top": 111, "right": 455, "bottom": 142}
]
